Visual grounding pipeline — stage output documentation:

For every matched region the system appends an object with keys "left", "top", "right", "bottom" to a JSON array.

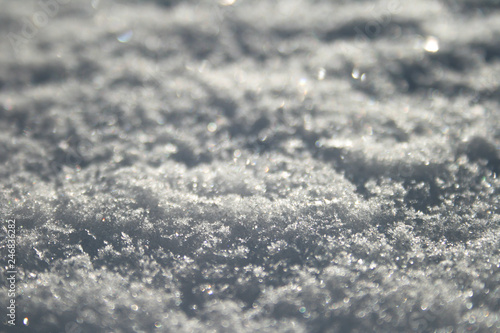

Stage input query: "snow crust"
[{"left": 1, "top": 0, "right": 499, "bottom": 332}]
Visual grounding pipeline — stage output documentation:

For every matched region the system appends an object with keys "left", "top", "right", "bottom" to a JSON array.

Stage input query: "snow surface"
[{"left": 1, "top": 0, "right": 500, "bottom": 332}]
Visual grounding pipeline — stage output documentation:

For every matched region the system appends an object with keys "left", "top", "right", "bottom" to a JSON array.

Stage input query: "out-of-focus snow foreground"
[{"left": 1, "top": 0, "right": 500, "bottom": 332}]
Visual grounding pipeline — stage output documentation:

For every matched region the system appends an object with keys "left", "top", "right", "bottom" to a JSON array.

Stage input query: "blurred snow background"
[{"left": 1, "top": 0, "right": 499, "bottom": 332}]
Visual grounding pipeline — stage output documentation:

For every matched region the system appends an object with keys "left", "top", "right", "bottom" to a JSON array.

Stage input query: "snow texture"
[{"left": 1, "top": 0, "right": 500, "bottom": 332}]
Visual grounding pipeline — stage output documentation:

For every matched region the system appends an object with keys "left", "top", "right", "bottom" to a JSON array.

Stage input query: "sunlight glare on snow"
[
  {"left": 220, "top": 0, "right": 236, "bottom": 5},
  {"left": 424, "top": 36, "right": 439, "bottom": 53},
  {"left": 207, "top": 122, "right": 218, "bottom": 132},
  {"left": 352, "top": 68, "right": 360, "bottom": 79},
  {"left": 117, "top": 30, "right": 133, "bottom": 43},
  {"left": 317, "top": 68, "right": 326, "bottom": 80}
]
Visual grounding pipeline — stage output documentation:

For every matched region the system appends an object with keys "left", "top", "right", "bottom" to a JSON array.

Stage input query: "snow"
[{"left": 1, "top": 0, "right": 499, "bottom": 332}]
